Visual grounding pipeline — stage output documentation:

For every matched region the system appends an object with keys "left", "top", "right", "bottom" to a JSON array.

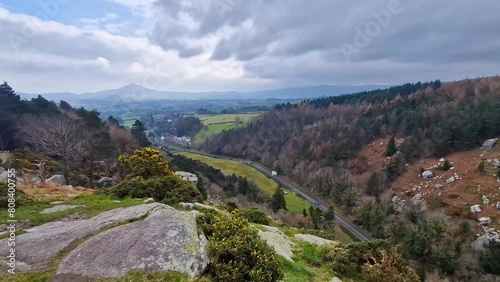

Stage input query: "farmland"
[{"left": 192, "top": 113, "right": 261, "bottom": 145}]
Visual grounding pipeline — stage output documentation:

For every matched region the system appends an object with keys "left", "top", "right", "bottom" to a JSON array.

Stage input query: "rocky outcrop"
[
  {"left": 0, "top": 203, "right": 166, "bottom": 270},
  {"left": 96, "top": 177, "right": 113, "bottom": 188},
  {"left": 46, "top": 174, "right": 66, "bottom": 185},
  {"left": 472, "top": 228, "right": 500, "bottom": 251},
  {"left": 257, "top": 225, "right": 295, "bottom": 262},
  {"left": 55, "top": 206, "right": 208, "bottom": 280},
  {"left": 294, "top": 234, "right": 336, "bottom": 246},
  {"left": 481, "top": 139, "right": 497, "bottom": 150},
  {"left": 470, "top": 204, "right": 482, "bottom": 214},
  {"left": 0, "top": 171, "right": 8, "bottom": 182}
]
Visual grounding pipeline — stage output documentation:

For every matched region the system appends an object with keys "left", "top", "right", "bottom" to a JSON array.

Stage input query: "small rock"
[
  {"left": 113, "top": 200, "right": 121, "bottom": 203},
  {"left": 439, "top": 158, "right": 446, "bottom": 162},
  {"left": 0, "top": 152, "right": 12, "bottom": 168},
  {"left": 392, "top": 196, "right": 401, "bottom": 204},
  {"left": 143, "top": 198, "right": 155, "bottom": 204},
  {"left": 470, "top": 204, "right": 482, "bottom": 214},
  {"left": 0, "top": 171, "right": 9, "bottom": 182},
  {"left": 435, "top": 184, "right": 444, "bottom": 190},
  {"left": 331, "top": 278, "right": 343, "bottom": 282},
  {"left": 479, "top": 217, "right": 492, "bottom": 226},
  {"left": 447, "top": 176, "right": 456, "bottom": 184},
  {"left": 422, "top": 170, "right": 433, "bottom": 179},
  {"left": 496, "top": 202, "right": 500, "bottom": 210},
  {"left": 51, "top": 201, "right": 65, "bottom": 205},
  {"left": 32, "top": 177, "right": 41, "bottom": 185},
  {"left": 482, "top": 195, "right": 490, "bottom": 205}
]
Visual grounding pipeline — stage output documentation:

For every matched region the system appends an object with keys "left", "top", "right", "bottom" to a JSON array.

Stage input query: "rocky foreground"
[{"left": 0, "top": 202, "right": 339, "bottom": 281}]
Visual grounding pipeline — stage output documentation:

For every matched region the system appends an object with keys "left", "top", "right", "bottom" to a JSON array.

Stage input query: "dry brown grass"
[{"left": 18, "top": 183, "right": 94, "bottom": 203}]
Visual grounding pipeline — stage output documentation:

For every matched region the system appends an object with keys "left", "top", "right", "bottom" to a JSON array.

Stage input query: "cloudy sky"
[{"left": 0, "top": 0, "right": 499, "bottom": 94}]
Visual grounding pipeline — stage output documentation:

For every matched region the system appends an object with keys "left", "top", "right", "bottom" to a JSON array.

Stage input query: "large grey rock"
[
  {"left": 294, "top": 234, "right": 336, "bottom": 246},
  {"left": 56, "top": 208, "right": 208, "bottom": 280},
  {"left": 0, "top": 203, "right": 166, "bottom": 270},
  {"left": 481, "top": 139, "right": 497, "bottom": 150},
  {"left": 46, "top": 175, "right": 66, "bottom": 185},
  {"left": 39, "top": 205, "right": 84, "bottom": 214},
  {"left": 0, "top": 171, "right": 8, "bottom": 182},
  {"left": 257, "top": 225, "right": 295, "bottom": 262},
  {"left": 470, "top": 204, "right": 482, "bottom": 214},
  {"left": 0, "top": 152, "right": 12, "bottom": 168},
  {"left": 422, "top": 170, "right": 433, "bottom": 179},
  {"left": 472, "top": 229, "right": 500, "bottom": 251}
]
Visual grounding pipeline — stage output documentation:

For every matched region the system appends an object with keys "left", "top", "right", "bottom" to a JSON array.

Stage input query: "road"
[{"left": 158, "top": 144, "right": 371, "bottom": 241}]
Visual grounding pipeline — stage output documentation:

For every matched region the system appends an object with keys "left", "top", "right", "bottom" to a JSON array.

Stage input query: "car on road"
[
  {"left": 314, "top": 201, "right": 320, "bottom": 206},
  {"left": 271, "top": 171, "right": 278, "bottom": 177}
]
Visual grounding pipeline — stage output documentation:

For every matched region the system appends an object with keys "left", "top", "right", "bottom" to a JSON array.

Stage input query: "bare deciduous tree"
[
  {"left": 109, "top": 124, "right": 138, "bottom": 154},
  {"left": 17, "top": 114, "right": 88, "bottom": 178}
]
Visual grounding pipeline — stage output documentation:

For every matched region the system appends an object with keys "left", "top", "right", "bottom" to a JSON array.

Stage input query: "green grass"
[
  {"left": 192, "top": 113, "right": 261, "bottom": 145},
  {"left": 120, "top": 113, "right": 141, "bottom": 128},
  {"left": 178, "top": 152, "right": 310, "bottom": 214},
  {"left": 0, "top": 194, "right": 143, "bottom": 228}
]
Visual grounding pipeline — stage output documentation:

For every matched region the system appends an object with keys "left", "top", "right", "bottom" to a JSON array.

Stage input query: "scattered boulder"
[
  {"left": 439, "top": 158, "right": 446, "bottom": 162},
  {"left": 496, "top": 202, "right": 500, "bottom": 210},
  {"left": 392, "top": 195, "right": 401, "bottom": 204},
  {"left": 143, "top": 198, "right": 155, "bottom": 204},
  {"left": 434, "top": 184, "right": 444, "bottom": 190},
  {"left": 331, "top": 278, "right": 343, "bottom": 282},
  {"left": 179, "top": 202, "right": 194, "bottom": 209},
  {"left": 96, "top": 177, "right": 113, "bottom": 188},
  {"left": 0, "top": 203, "right": 166, "bottom": 270},
  {"left": 447, "top": 176, "right": 456, "bottom": 184},
  {"left": 55, "top": 206, "right": 208, "bottom": 280},
  {"left": 294, "top": 234, "right": 336, "bottom": 246},
  {"left": 470, "top": 204, "right": 482, "bottom": 214},
  {"left": 39, "top": 205, "right": 84, "bottom": 214},
  {"left": 492, "top": 159, "right": 500, "bottom": 169},
  {"left": 479, "top": 217, "right": 492, "bottom": 226},
  {"left": 0, "top": 152, "right": 12, "bottom": 168},
  {"left": 68, "top": 174, "right": 90, "bottom": 187},
  {"left": 412, "top": 193, "right": 426, "bottom": 210},
  {"left": 472, "top": 228, "right": 500, "bottom": 251},
  {"left": 257, "top": 225, "right": 295, "bottom": 262},
  {"left": 32, "top": 177, "right": 41, "bottom": 185},
  {"left": 46, "top": 175, "right": 66, "bottom": 185},
  {"left": 482, "top": 195, "right": 490, "bottom": 205},
  {"left": 481, "top": 139, "right": 497, "bottom": 150},
  {"left": 422, "top": 170, "right": 433, "bottom": 179}
]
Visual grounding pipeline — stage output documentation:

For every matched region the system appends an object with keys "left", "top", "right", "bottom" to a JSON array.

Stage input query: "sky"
[{"left": 0, "top": 0, "right": 499, "bottom": 94}]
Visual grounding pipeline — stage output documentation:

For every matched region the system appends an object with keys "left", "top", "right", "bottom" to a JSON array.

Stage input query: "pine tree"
[
  {"left": 442, "top": 160, "right": 451, "bottom": 171},
  {"left": 270, "top": 186, "right": 287, "bottom": 212},
  {"left": 131, "top": 120, "right": 151, "bottom": 147},
  {"left": 302, "top": 208, "right": 308, "bottom": 217},
  {"left": 384, "top": 137, "right": 397, "bottom": 157}
]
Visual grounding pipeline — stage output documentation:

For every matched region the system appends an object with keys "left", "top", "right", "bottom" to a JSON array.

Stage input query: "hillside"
[{"left": 201, "top": 76, "right": 500, "bottom": 281}]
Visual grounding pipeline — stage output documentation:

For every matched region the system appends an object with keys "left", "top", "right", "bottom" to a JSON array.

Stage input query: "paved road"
[{"left": 160, "top": 145, "right": 371, "bottom": 241}]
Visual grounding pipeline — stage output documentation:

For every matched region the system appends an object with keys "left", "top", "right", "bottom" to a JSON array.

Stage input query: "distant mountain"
[{"left": 17, "top": 83, "right": 387, "bottom": 102}]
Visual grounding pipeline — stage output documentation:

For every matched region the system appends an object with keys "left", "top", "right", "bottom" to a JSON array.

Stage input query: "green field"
[
  {"left": 178, "top": 152, "right": 310, "bottom": 214},
  {"left": 120, "top": 113, "right": 141, "bottom": 127},
  {"left": 192, "top": 113, "right": 261, "bottom": 145}
]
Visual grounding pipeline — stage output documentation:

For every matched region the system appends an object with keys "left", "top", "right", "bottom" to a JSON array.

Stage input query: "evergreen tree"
[
  {"left": 131, "top": 120, "right": 151, "bottom": 147},
  {"left": 270, "top": 186, "right": 287, "bottom": 212},
  {"left": 384, "top": 137, "right": 397, "bottom": 156},
  {"left": 302, "top": 208, "right": 308, "bottom": 217},
  {"left": 59, "top": 100, "right": 73, "bottom": 111},
  {"left": 442, "top": 159, "right": 451, "bottom": 171}
]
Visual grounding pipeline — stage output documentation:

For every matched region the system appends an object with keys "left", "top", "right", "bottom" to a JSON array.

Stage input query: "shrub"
[
  {"left": 239, "top": 207, "right": 269, "bottom": 225},
  {"left": 480, "top": 241, "right": 500, "bottom": 275},
  {"left": 119, "top": 148, "right": 172, "bottom": 179},
  {"left": 270, "top": 186, "right": 287, "bottom": 212},
  {"left": 497, "top": 169, "right": 500, "bottom": 178},
  {"left": 384, "top": 137, "right": 397, "bottom": 157},
  {"left": 478, "top": 160, "right": 486, "bottom": 174},
  {"left": 109, "top": 175, "right": 202, "bottom": 205},
  {"left": 198, "top": 210, "right": 283, "bottom": 282},
  {"left": 0, "top": 183, "right": 34, "bottom": 208},
  {"left": 323, "top": 240, "right": 419, "bottom": 282},
  {"left": 442, "top": 160, "right": 451, "bottom": 171}
]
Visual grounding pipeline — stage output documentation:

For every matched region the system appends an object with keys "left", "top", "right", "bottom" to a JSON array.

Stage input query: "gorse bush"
[
  {"left": 110, "top": 175, "right": 202, "bottom": 205},
  {"left": 198, "top": 210, "right": 283, "bottom": 282},
  {"left": 119, "top": 148, "right": 172, "bottom": 179},
  {"left": 322, "top": 240, "right": 419, "bottom": 282},
  {"left": 239, "top": 207, "right": 269, "bottom": 225}
]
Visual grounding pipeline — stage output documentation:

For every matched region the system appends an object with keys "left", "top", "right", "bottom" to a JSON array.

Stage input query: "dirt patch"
[{"left": 392, "top": 143, "right": 500, "bottom": 230}]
